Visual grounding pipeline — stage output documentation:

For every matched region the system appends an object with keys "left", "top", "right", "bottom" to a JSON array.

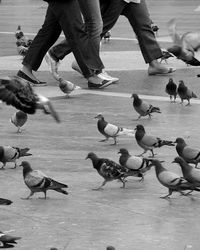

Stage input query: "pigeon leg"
[
  {"left": 0, "top": 163, "right": 6, "bottom": 170},
  {"left": 13, "top": 161, "right": 17, "bottom": 169},
  {"left": 21, "top": 191, "right": 34, "bottom": 200},
  {"left": 160, "top": 189, "right": 173, "bottom": 199},
  {"left": 111, "top": 137, "right": 117, "bottom": 145},
  {"left": 137, "top": 150, "right": 147, "bottom": 157},
  {"left": 99, "top": 137, "right": 109, "bottom": 142},
  {"left": 92, "top": 180, "right": 107, "bottom": 191},
  {"left": 119, "top": 178, "right": 126, "bottom": 188}
]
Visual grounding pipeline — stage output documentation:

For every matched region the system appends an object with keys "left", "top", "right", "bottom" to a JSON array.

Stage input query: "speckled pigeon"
[
  {"left": 0, "top": 146, "right": 31, "bottom": 169},
  {"left": 0, "top": 76, "right": 60, "bottom": 122},
  {"left": 177, "top": 80, "right": 197, "bottom": 105},
  {"left": 10, "top": 110, "right": 28, "bottom": 133},
  {"left": 20, "top": 161, "right": 68, "bottom": 199},
  {"left": 165, "top": 78, "right": 177, "bottom": 102},
  {"left": 0, "top": 231, "right": 21, "bottom": 248},
  {"left": 135, "top": 124, "right": 174, "bottom": 157},
  {"left": 95, "top": 114, "right": 134, "bottom": 145},
  {"left": 85, "top": 152, "right": 127, "bottom": 190},
  {"left": 131, "top": 93, "right": 161, "bottom": 119},
  {"left": 148, "top": 159, "right": 200, "bottom": 198}
]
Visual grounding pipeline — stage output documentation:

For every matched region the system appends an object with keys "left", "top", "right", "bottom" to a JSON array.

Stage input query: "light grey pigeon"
[
  {"left": 131, "top": 93, "right": 161, "bottom": 119},
  {"left": 177, "top": 80, "right": 197, "bottom": 105},
  {"left": 10, "top": 110, "right": 28, "bottom": 133},
  {"left": 95, "top": 114, "right": 134, "bottom": 145},
  {"left": 0, "top": 146, "right": 31, "bottom": 169},
  {"left": 20, "top": 161, "right": 68, "bottom": 199}
]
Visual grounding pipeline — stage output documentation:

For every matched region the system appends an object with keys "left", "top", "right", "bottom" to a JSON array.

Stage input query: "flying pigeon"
[
  {"left": 134, "top": 124, "right": 174, "bottom": 157},
  {"left": 0, "top": 231, "right": 21, "bottom": 248},
  {"left": 174, "top": 138, "right": 200, "bottom": 168},
  {"left": 0, "top": 146, "right": 31, "bottom": 169},
  {"left": 20, "top": 161, "right": 68, "bottom": 199},
  {"left": 177, "top": 80, "right": 197, "bottom": 105},
  {"left": 15, "top": 25, "right": 32, "bottom": 57},
  {"left": 167, "top": 18, "right": 200, "bottom": 66},
  {"left": 95, "top": 114, "right": 134, "bottom": 145},
  {"left": 10, "top": 110, "right": 28, "bottom": 133},
  {"left": 58, "top": 78, "right": 80, "bottom": 96},
  {"left": 165, "top": 78, "right": 177, "bottom": 102},
  {"left": 85, "top": 152, "right": 127, "bottom": 190},
  {"left": 0, "top": 76, "right": 60, "bottom": 122},
  {"left": 0, "top": 198, "right": 12, "bottom": 205},
  {"left": 172, "top": 156, "right": 200, "bottom": 187},
  {"left": 131, "top": 93, "right": 161, "bottom": 119},
  {"left": 118, "top": 148, "right": 151, "bottom": 181},
  {"left": 148, "top": 159, "right": 200, "bottom": 198}
]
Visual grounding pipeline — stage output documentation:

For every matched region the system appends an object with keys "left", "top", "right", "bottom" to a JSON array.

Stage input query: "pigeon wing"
[
  {"left": 135, "top": 101, "right": 150, "bottom": 115},
  {"left": 104, "top": 123, "right": 120, "bottom": 137},
  {"left": 126, "top": 156, "right": 144, "bottom": 170},
  {"left": 24, "top": 170, "right": 47, "bottom": 188},
  {"left": 139, "top": 135, "right": 159, "bottom": 148},
  {"left": 183, "top": 146, "right": 200, "bottom": 161},
  {"left": 158, "top": 170, "right": 182, "bottom": 187}
]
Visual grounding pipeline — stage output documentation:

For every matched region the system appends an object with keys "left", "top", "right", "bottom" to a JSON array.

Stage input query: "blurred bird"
[
  {"left": 0, "top": 76, "right": 60, "bottom": 122},
  {"left": 103, "top": 30, "right": 111, "bottom": 42},
  {"left": 174, "top": 138, "right": 200, "bottom": 168},
  {"left": 85, "top": 152, "right": 127, "bottom": 190},
  {"left": 10, "top": 110, "right": 28, "bottom": 133},
  {"left": 0, "top": 146, "right": 31, "bottom": 169},
  {"left": 15, "top": 25, "right": 32, "bottom": 57},
  {"left": 172, "top": 156, "right": 200, "bottom": 187},
  {"left": 165, "top": 78, "right": 177, "bottom": 102},
  {"left": 0, "top": 198, "right": 12, "bottom": 205},
  {"left": 135, "top": 124, "right": 174, "bottom": 157},
  {"left": 148, "top": 159, "right": 200, "bottom": 198},
  {"left": 0, "top": 231, "right": 21, "bottom": 248},
  {"left": 95, "top": 114, "right": 134, "bottom": 145},
  {"left": 177, "top": 80, "right": 197, "bottom": 105},
  {"left": 131, "top": 93, "right": 161, "bottom": 119},
  {"left": 118, "top": 148, "right": 151, "bottom": 181},
  {"left": 167, "top": 18, "right": 200, "bottom": 66},
  {"left": 58, "top": 78, "right": 80, "bottom": 96},
  {"left": 20, "top": 161, "right": 68, "bottom": 199}
]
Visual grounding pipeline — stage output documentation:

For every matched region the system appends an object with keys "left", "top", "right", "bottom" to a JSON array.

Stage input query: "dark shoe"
[
  {"left": 88, "top": 79, "right": 113, "bottom": 89},
  {"left": 17, "top": 70, "right": 47, "bottom": 86}
]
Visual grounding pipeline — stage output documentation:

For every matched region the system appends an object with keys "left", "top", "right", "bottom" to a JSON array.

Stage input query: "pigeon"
[
  {"left": 148, "top": 159, "right": 200, "bottom": 198},
  {"left": 118, "top": 148, "right": 151, "bottom": 181},
  {"left": 134, "top": 124, "right": 174, "bottom": 157},
  {"left": 0, "top": 231, "right": 21, "bottom": 248},
  {"left": 20, "top": 161, "right": 68, "bottom": 199},
  {"left": 172, "top": 156, "right": 200, "bottom": 187},
  {"left": 131, "top": 93, "right": 161, "bottom": 119},
  {"left": 174, "top": 138, "right": 200, "bottom": 168},
  {"left": 95, "top": 114, "right": 134, "bottom": 145},
  {"left": 0, "top": 146, "right": 31, "bottom": 169},
  {"left": 165, "top": 78, "right": 177, "bottom": 102},
  {"left": 106, "top": 246, "right": 116, "bottom": 250},
  {"left": 15, "top": 25, "right": 32, "bottom": 57},
  {"left": 58, "top": 78, "right": 80, "bottom": 96},
  {"left": 167, "top": 18, "right": 200, "bottom": 66},
  {"left": 177, "top": 80, "right": 197, "bottom": 105},
  {"left": 85, "top": 152, "right": 127, "bottom": 190},
  {"left": 10, "top": 110, "right": 28, "bottom": 133},
  {"left": 0, "top": 198, "right": 12, "bottom": 205},
  {"left": 0, "top": 76, "right": 60, "bottom": 122}
]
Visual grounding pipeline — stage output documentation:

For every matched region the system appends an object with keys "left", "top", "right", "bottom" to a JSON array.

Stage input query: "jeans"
[{"left": 22, "top": 0, "right": 104, "bottom": 78}]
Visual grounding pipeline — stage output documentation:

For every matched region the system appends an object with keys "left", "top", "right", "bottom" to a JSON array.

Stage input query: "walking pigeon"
[
  {"left": 177, "top": 80, "right": 197, "bottom": 105},
  {"left": 58, "top": 78, "right": 80, "bottom": 96},
  {"left": 95, "top": 114, "right": 134, "bottom": 145},
  {"left": 172, "top": 156, "right": 200, "bottom": 187},
  {"left": 165, "top": 78, "right": 177, "bottom": 102},
  {"left": 85, "top": 152, "right": 127, "bottom": 190},
  {"left": 0, "top": 76, "right": 60, "bottom": 122},
  {"left": 118, "top": 148, "right": 151, "bottom": 181},
  {"left": 15, "top": 25, "right": 32, "bottom": 57},
  {"left": 131, "top": 93, "right": 161, "bottom": 119},
  {"left": 0, "top": 146, "right": 31, "bottom": 169},
  {"left": 20, "top": 161, "right": 68, "bottom": 199},
  {"left": 0, "top": 231, "right": 21, "bottom": 248},
  {"left": 174, "top": 138, "right": 200, "bottom": 168},
  {"left": 0, "top": 198, "right": 12, "bottom": 205},
  {"left": 10, "top": 110, "right": 28, "bottom": 133},
  {"left": 167, "top": 18, "right": 200, "bottom": 66},
  {"left": 134, "top": 124, "right": 174, "bottom": 157},
  {"left": 148, "top": 159, "right": 200, "bottom": 198}
]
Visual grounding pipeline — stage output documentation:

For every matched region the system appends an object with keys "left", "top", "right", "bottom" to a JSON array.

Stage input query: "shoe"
[
  {"left": 88, "top": 75, "right": 113, "bottom": 89},
  {"left": 71, "top": 61, "right": 83, "bottom": 76},
  {"left": 98, "top": 70, "right": 119, "bottom": 83},
  {"left": 17, "top": 70, "right": 47, "bottom": 86},
  {"left": 148, "top": 67, "right": 176, "bottom": 76},
  {"left": 45, "top": 51, "right": 60, "bottom": 81}
]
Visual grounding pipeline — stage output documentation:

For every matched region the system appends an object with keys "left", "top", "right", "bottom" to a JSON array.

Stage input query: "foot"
[
  {"left": 148, "top": 64, "right": 176, "bottom": 75},
  {"left": 17, "top": 70, "right": 47, "bottom": 86},
  {"left": 88, "top": 75, "right": 113, "bottom": 89},
  {"left": 45, "top": 51, "right": 60, "bottom": 81},
  {"left": 98, "top": 70, "right": 119, "bottom": 83}
]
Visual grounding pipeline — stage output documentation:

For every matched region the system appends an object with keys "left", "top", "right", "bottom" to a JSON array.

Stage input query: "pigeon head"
[
  {"left": 19, "top": 161, "right": 32, "bottom": 171},
  {"left": 172, "top": 156, "right": 186, "bottom": 165},
  {"left": 168, "top": 78, "right": 173, "bottom": 83},
  {"left": 131, "top": 93, "right": 138, "bottom": 99},
  {"left": 178, "top": 80, "right": 185, "bottom": 87},
  {"left": 94, "top": 114, "right": 104, "bottom": 120},
  {"left": 174, "top": 137, "right": 186, "bottom": 145},
  {"left": 85, "top": 152, "right": 98, "bottom": 160},
  {"left": 135, "top": 124, "right": 145, "bottom": 132},
  {"left": 118, "top": 148, "right": 129, "bottom": 155}
]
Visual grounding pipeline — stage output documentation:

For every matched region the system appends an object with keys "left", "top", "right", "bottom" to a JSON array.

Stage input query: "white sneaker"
[
  {"left": 45, "top": 52, "right": 60, "bottom": 81},
  {"left": 98, "top": 70, "right": 119, "bottom": 83}
]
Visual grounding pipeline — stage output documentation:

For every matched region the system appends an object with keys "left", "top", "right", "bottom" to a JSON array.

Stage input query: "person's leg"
[{"left": 122, "top": 0, "right": 175, "bottom": 75}]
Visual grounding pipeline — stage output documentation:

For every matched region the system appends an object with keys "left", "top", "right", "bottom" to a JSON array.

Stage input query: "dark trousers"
[
  {"left": 22, "top": 0, "right": 104, "bottom": 78},
  {"left": 50, "top": 0, "right": 162, "bottom": 64}
]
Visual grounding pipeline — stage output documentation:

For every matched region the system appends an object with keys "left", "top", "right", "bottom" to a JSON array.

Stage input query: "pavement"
[{"left": 1, "top": 1, "right": 200, "bottom": 250}]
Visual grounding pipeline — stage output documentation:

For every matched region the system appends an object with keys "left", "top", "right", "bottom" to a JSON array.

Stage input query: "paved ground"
[{"left": 1, "top": 1, "right": 200, "bottom": 250}]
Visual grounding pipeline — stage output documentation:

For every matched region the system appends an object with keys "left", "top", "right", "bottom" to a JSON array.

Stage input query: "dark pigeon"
[{"left": 165, "top": 78, "right": 177, "bottom": 102}]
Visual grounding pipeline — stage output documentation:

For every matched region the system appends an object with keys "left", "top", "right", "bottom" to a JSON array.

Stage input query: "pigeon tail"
[
  {"left": 157, "top": 140, "right": 175, "bottom": 147},
  {"left": 0, "top": 198, "right": 12, "bottom": 205},
  {"left": 183, "top": 57, "right": 200, "bottom": 66},
  {"left": 18, "top": 148, "right": 32, "bottom": 157},
  {"left": 149, "top": 106, "right": 161, "bottom": 114},
  {"left": 192, "top": 92, "right": 198, "bottom": 98},
  {"left": 50, "top": 179, "right": 68, "bottom": 190},
  {"left": 117, "top": 127, "right": 135, "bottom": 136},
  {"left": 54, "top": 188, "right": 68, "bottom": 195}
]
